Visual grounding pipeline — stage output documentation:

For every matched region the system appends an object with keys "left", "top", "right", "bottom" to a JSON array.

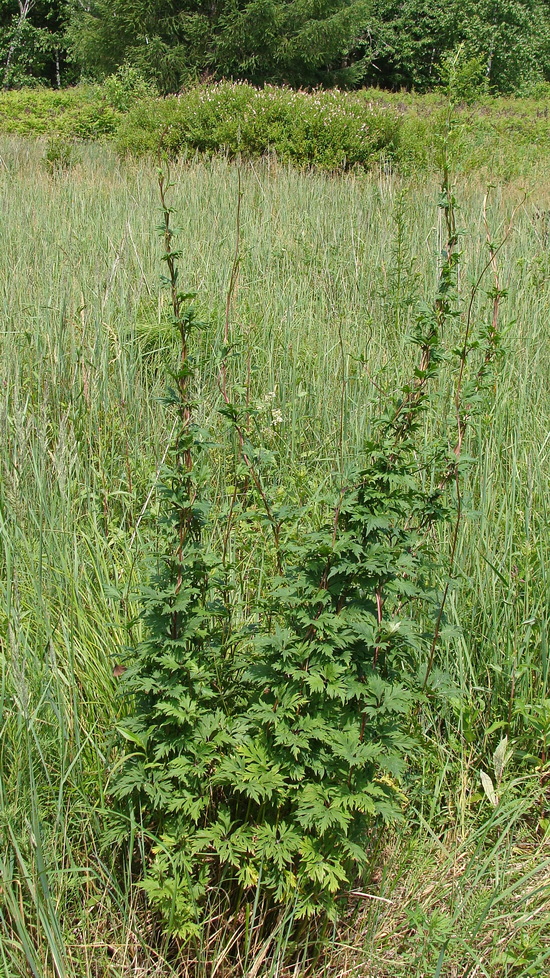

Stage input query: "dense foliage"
[
  {"left": 108, "top": 161, "right": 508, "bottom": 941},
  {"left": 367, "top": 0, "right": 550, "bottom": 93},
  {"left": 0, "top": 0, "right": 75, "bottom": 87},
  {"left": 65, "top": 0, "right": 375, "bottom": 92},
  {"left": 114, "top": 83, "right": 401, "bottom": 169},
  {"left": 2, "top": 0, "right": 550, "bottom": 93},
  {"left": 4, "top": 77, "right": 550, "bottom": 180},
  {"left": 1, "top": 134, "right": 549, "bottom": 975}
]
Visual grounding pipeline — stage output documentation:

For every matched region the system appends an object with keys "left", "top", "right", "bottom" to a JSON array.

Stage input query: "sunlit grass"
[{"left": 0, "top": 137, "right": 548, "bottom": 975}]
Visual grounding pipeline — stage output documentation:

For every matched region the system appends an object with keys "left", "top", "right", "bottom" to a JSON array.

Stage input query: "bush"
[
  {"left": 3, "top": 81, "right": 550, "bottom": 179},
  {"left": 0, "top": 87, "right": 120, "bottom": 139},
  {"left": 102, "top": 64, "right": 158, "bottom": 113},
  {"left": 115, "top": 83, "right": 401, "bottom": 170},
  {"left": 42, "top": 135, "right": 81, "bottom": 172}
]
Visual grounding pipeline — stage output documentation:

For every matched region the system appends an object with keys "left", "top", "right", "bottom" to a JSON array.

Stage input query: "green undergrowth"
[
  {"left": 106, "top": 138, "right": 526, "bottom": 951},
  {"left": 0, "top": 140, "right": 548, "bottom": 974},
  {"left": 114, "top": 82, "right": 550, "bottom": 178},
  {"left": 0, "top": 85, "right": 121, "bottom": 138},
  {"left": 2, "top": 78, "right": 550, "bottom": 178}
]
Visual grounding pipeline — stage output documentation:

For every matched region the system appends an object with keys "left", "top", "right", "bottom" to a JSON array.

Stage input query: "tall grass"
[{"left": 0, "top": 136, "right": 548, "bottom": 974}]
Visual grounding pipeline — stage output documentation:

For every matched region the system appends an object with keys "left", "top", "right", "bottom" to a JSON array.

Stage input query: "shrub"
[
  {"left": 115, "top": 83, "right": 401, "bottom": 170},
  {"left": 3, "top": 81, "right": 550, "bottom": 179},
  {"left": 0, "top": 87, "right": 120, "bottom": 139},
  {"left": 102, "top": 64, "right": 158, "bottom": 113}
]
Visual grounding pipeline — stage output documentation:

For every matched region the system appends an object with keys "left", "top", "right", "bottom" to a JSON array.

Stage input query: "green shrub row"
[
  {"left": 2, "top": 78, "right": 550, "bottom": 176},
  {"left": 0, "top": 86, "right": 121, "bottom": 138}
]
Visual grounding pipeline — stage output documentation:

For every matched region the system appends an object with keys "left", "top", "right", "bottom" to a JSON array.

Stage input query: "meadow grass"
[{"left": 0, "top": 136, "right": 548, "bottom": 975}]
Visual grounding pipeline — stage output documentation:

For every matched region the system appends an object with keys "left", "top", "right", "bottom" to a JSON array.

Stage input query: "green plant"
[
  {"left": 438, "top": 45, "right": 488, "bottom": 104},
  {"left": 1, "top": 134, "right": 549, "bottom": 976},
  {"left": 64, "top": 0, "right": 550, "bottom": 96},
  {"left": 111, "top": 150, "right": 508, "bottom": 947},
  {"left": 115, "top": 83, "right": 401, "bottom": 170},
  {"left": 480, "top": 735, "right": 514, "bottom": 806},
  {"left": 102, "top": 64, "right": 157, "bottom": 112},
  {"left": 42, "top": 134, "right": 80, "bottom": 171},
  {"left": 112, "top": 167, "right": 244, "bottom": 937},
  {"left": 0, "top": 86, "right": 120, "bottom": 138}
]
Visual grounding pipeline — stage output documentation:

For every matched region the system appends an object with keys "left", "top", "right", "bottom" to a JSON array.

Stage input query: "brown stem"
[
  {"left": 422, "top": 195, "right": 523, "bottom": 688},
  {"left": 215, "top": 173, "right": 284, "bottom": 569},
  {"left": 158, "top": 166, "right": 196, "bottom": 631},
  {"left": 373, "top": 588, "right": 384, "bottom": 667},
  {"left": 434, "top": 194, "right": 521, "bottom": 495},
  {"left": 391, "top": 172, "right": 458, "bottom": 438},
  {"left": 220, "top": 169, "right": 242, "bottom": 402},
  {"left": 423, "top": 464, "right": 462, "bottom": 688}
]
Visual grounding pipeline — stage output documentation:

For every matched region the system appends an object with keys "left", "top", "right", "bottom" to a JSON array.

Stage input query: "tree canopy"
[
  {"left": 1, "top": 0, "right": 75, "bottom": 87},
  {"left": 2, "top": 0, "right": 550, "bottom": 93}
]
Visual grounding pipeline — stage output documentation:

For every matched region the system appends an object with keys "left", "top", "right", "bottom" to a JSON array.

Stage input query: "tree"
[
  {"left": 1, "top": 0, "right": 73, "bottom": 88},
  {"left": 56, "top": 0, "right": 550, "bottom": 93},
  {"left": 458, "top": 0, "right": 550, "bottom": 91},
  {"left": 3, "top": 1, "right": 36, "bottom": 86},
  {"left": 362, "top": 0, "right": 550, "bottom": 92},
  {"left": 67, "top": 0, "right": 375, "bottom": 91},
  {"left": 214, "top": 0, "right": 373, "bottom": 88},
  {"left": 67, "top": 0, "right": 219, "bottom": 92}
]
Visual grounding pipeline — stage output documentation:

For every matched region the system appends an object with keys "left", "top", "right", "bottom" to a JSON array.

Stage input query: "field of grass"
[{"left": 0, "top": 135, "right": 549, "bottom": 976}]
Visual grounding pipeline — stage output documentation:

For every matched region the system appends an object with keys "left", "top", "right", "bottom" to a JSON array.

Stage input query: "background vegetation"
[
  {"left": 3, "top": 75, "right": 550, "bottom": 181},
  {"left": 1, "top": 8, "right": 550, "bottom": 969},
  {"left": 2, "top": 0, "right": 550, "bottom": 94}
]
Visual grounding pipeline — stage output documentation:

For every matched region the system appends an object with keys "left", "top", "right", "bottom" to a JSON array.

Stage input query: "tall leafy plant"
[
  {"left": 114, "top": 168, "right": 247, "bottom": 933},
  {"left": 113, "top": 165, "right": 505, "bottom": 942}
]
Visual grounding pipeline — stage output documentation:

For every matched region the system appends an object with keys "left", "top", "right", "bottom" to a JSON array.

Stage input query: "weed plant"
[
  {"left": 109, "top": 148, "right": 527, "bottom": 965},
  {"left": 0, "top": 85, "right": 120, "bottom": 138},
  {"left": 42, "top": 135, "right": 81, "bottom": 173}
]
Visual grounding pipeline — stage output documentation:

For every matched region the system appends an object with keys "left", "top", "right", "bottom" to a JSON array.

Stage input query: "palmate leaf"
[
  {"left": 215, "top": 743, "right": 287, "bottom": 803},
  {"left": 325, "top": 676, "right": 355, "bottom": 700},
  {"left": 205, "top": 821, "right": 248, "bottom": 869},
  {"left": 376, "top": 750, "right": 410, "bottom": 779},
  {"left": 337, "top": 787, "right": 381, "bottom": 813},
  {"left": 165, "top": 793, "right": 210, "bottom": 820},
  {"left": 328, "top": 729, "right": 382, "bottom": 768},
  {"left": 254, "top": 822, "right": 302, "bottom": 869},
  {"left": 295, "top": 794, "right": 354, "bottom": 833},
  {"left": 236, "top": 862, "right": 261, "bottom": 889},
  {"left": 297, "top": 837, "right": 350, "bottom": 892},
  {"left": 113, "top": 759, "right": 148, "bottom": 798},
  {"left": 272, "top": 724, "right": 312, "bottom": 757}
]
